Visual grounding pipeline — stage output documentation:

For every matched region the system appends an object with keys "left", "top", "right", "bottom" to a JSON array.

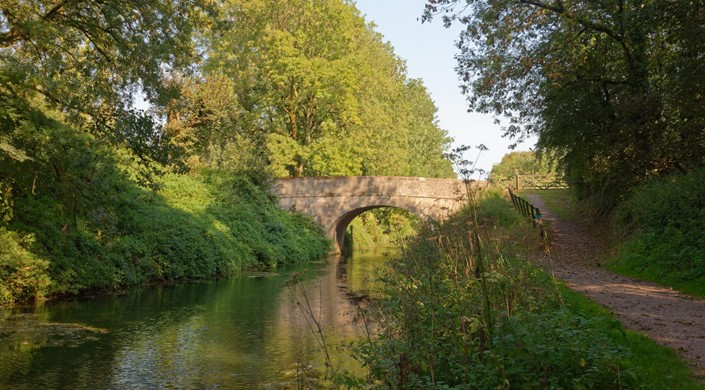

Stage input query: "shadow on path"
[{"left": 525, "top": 194, "right": 705, "bottom": 378}]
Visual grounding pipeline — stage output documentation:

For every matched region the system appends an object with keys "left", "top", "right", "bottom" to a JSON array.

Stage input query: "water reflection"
[
  {"left": 340, "top": 248, "right": 395, "bottom": 299},
  {"left": 0, "top": 250, "right": 395, "bottom": 389}
]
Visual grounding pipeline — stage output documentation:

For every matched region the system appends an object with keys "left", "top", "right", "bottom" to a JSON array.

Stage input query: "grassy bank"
[
  {"left": 609, "top": 169, "right": 705, "bottom": 298},
  {"left": 343, "top": 189, "right": 703, "bottom": 388},
  {"left": 0, "top": 169, "right": 330, "bottom": 305}
]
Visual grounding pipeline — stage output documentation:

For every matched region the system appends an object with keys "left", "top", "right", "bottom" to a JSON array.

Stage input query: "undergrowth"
[
  {"left": 0, "top": 169, "right": 330, "bottom": 304},
  {"left": 609, "top": 168, "right": 705, "bottom": 297},
  {"left": 345, "top": 189, "right": 641, "bottom": 388}
]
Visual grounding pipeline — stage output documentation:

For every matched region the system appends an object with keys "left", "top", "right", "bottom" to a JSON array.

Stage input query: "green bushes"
[
  {"left": 0, "top": 228, "right": 50, "bottom": 303},
  {"left": 611, "top": 168, "right": 705, "bottom": 293},
  {"left": 0, "top": 168, "right": 330, "bottom": 305},
  {"left": 348, "top": 209, "right": 420, "bottom": 251},
  {"left": 348, "top": 191, "right": 634, "bottom": 388}
]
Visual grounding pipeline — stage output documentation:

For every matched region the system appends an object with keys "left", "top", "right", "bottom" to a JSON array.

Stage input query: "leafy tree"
[
  {"left": 490, "top": 151, "right": 556, "bottom": 184},
  {"left": 205, "top": 0, "right": 362, "bottom": 176},
  {"left": 402, "top": 80, "right": 456, "bottom": 178},
  {"left": 1, "top": 0, "right": 214, "bottom": 185},
  {"left": 423, "top": 0, "right": 705, "bottom": 207},
  {"left": 1, "top": 0, "right": 212, "bottom": 110},
  {"left": 201, "top": 0, "right": 454, "bottom": 178},
  {"left": 1, "top": 0, "right": 214, "bottom": 230}
]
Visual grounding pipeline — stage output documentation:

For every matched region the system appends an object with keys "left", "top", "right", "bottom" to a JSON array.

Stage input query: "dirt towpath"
[{"left": 524, "top": 194, "right": 705, "bottom": 378}]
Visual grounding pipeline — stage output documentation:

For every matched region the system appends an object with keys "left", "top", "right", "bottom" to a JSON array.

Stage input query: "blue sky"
[{"left": 354, "top": 0, "right": 536, "bottom": 176}]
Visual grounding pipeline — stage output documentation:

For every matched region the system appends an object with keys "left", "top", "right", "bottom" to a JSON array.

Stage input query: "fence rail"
[
  {"left": 495, "top": 174, "right": 568, "bottom": 191},
  {"left": 517, "top": 175, "right": 568, "bottom": 190},
  {"left": 508, "top": 188, "right": 546, "bottom": 239}
]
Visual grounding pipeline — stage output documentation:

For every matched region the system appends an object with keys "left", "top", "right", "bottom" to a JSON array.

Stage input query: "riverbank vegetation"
[
  {"left": 0, "top": 160, "right": 331, "bottom": 304},
  {"left": 343, "top": 190, "right": 704, "bottom": 388},
  {"left": 0, "top": 0, "right": 454, "bottom": 304}
]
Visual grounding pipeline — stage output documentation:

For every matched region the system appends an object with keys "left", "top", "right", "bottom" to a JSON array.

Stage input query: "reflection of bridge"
[{"left": 273, "top": 176, "right": 476, "bottom": 253}]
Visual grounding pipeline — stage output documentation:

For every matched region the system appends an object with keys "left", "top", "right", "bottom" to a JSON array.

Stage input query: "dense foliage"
[
  {"left": 424, "top": 0, "right": 705, "bottom": 209},
  {"left": 611, "top": 168, "right": 705, "bottom": 291},
  {"left": 489, "top": 151, "right": 561, "bottom": 188},
  {"left": 1, "top": 0, "right": 455, "bottom": 303},
  {"left": 346, "top": 209, "right": 420, "bottom": 251},
  {"left": 349, "top": 191, "right": 635, "bottom": 388},
  {"left": 0, "top": 150, "right": 330, "bottom": 304},
  {"left": 175, "top": 0, "right": 455, "bottom": 179}
]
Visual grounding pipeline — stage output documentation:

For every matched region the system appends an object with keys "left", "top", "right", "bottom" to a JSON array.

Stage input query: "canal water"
[{"left": 0, "top": 249, "right": 394, "bottom": 389}]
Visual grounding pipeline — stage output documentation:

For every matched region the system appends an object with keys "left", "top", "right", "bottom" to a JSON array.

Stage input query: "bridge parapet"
[{"left": 273, "top": 176, "right": 483, "bottom": 253}]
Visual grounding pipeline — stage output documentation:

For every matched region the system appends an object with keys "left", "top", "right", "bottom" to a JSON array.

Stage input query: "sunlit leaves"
[
  {"left": 426, "top": 0, "right": 705, "bottom": 206},
  {"left": 197, "top": 0, "right": 454, "bottom": 178}
]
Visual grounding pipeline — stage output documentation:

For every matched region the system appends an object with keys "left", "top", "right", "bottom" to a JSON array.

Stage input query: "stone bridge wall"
[{"left": 273, "top": 176, "right": 482, "bottom": 253}]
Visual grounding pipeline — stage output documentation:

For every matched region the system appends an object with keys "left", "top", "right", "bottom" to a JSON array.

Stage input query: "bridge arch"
[
  {"left": 273, "top": 176, "right": 480, "bottom": 253},
  {"left": 332, "top": 205, "right": 429, "bottom": 255}
]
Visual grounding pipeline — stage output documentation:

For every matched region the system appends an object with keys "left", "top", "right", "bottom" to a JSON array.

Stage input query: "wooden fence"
[
  {"left": 508, "top": 188, "right": 546, "bottom": 239},
  {"left": 494, "top": 172, "right": 568, "bottom": 191},
  {"left": 515, "top": 174, "right": 568, "bottom": 190}
]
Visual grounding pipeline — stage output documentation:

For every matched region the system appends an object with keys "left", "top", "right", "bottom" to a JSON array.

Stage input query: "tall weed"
[{"left": 347, "top": 190, "right": 632, "bottom": 388}]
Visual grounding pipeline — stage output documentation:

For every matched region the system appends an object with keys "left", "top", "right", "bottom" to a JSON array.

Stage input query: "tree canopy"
[
  {"left": 424, "top": 0, "right": 705, "bottom": 207},
  {"left": 1, "top": 0, "right": 216, "bottom": 191},
  {"left": 180, "top": 0, "right": 455, "bottom": 178}
]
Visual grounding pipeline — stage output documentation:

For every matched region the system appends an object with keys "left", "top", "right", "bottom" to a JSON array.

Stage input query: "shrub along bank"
[
  {"left": 610, "top": 167, "right": 705, "bottom": 297},
  {"left": 345, "top": 190, "right": 702, "bottom": 388},
  {"left": 0, "top": 169, "right": 330, "bottom": 305}
]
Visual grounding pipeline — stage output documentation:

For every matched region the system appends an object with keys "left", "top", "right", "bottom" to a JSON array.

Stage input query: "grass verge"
[
  {"left": 521, "top": 189, "right": 577, "bottom": 222},
  {"left": 562, "top": 285, "right": 705, "bottom": 389}
]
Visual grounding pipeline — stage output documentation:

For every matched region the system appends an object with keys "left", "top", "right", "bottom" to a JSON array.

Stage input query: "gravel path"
[{"left": 524, "top": 194, "right": 705, "bottom": 378}]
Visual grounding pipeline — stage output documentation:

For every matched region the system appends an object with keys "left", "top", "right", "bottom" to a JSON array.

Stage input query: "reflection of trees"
[
  {"left": 105, "top": 272, "right": 299, "bottom": 388},
  {"left": 340, "top": 249, "right": 395, "bottom": 299},
  {"left": 0, "top": 309, "right": 51, "bottom": 385},
  {"left": 262, "top": 258, "right": 365, "bottom": 384},
  {"left": 0, "top": 254, "right": 386, "bottom": 388}
]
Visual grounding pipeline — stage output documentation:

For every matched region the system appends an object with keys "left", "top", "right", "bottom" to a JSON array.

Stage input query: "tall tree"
[
  {"left": 206, "top": 0, "right": 364, "bottom": 176},
  {"left": 201, "top": 0, "right": 455, "bottom": 178},
  {"left": 424, "top": 0, "right": 705, "bottom": 206},
  {"left": 1, "top": 0, "right": 213, "bottom": 169},
  {"left": 1, "top": 0, "right": 213, "bottom": 225}
]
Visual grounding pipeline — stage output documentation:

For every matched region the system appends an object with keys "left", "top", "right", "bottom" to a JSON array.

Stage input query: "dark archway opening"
[{"left": 334, "top": 206, "right": 421, "bottom": 256}]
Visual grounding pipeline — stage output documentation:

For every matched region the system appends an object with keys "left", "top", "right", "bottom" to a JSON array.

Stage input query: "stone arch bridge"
[{"left": 273, "top": 176, "right": 481, "bottom": 254}]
